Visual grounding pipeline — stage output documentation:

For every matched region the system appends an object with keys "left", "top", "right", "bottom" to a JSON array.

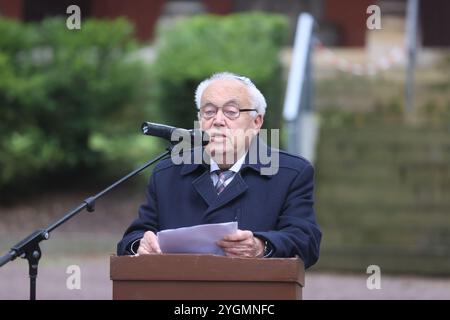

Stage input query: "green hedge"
[
  {"left": 0, "top": 18, "right": 157, "bottom": 199},
  {"left": 152, "top": 12, "right": 289, "bottom": 131}
]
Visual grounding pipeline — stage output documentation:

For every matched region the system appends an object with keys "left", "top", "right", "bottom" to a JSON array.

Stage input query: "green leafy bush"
[
  {"left": 152, "top": 12, "right": 289, "bottom": 130},
  {"left": 0, "top": 18, "right": 157, "bottom": 199}
]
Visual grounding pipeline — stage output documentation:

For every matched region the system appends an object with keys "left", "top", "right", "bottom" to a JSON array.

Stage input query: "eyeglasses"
[{"left": 199, "top": 105, "right": 257, "bottom": 120}]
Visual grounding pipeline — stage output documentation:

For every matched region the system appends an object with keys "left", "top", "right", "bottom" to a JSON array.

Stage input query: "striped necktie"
[{"left": 214, "top": 170, "right": 234, "bottom": 194}]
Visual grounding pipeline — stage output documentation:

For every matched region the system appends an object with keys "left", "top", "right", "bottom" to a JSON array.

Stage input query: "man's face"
[{"left": 199, "top": 79, "right": 263, "bottom": 167}]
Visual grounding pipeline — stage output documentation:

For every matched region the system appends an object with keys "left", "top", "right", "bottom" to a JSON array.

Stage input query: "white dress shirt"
[{"left": 209, "top": 152, "right": 247, "bottom": 187}]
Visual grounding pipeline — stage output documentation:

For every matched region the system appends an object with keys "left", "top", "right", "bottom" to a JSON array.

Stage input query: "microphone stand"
[{"left": 0, "top": 145, "right": 173, "bottom": 300}]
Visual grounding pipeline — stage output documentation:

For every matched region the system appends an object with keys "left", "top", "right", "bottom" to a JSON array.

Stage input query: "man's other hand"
[
  {"left": 137, "top": 231, "right": 162, "bottom": 255},
  {"left": 217, "top": 229, "right": 264, "bottom": 258}
]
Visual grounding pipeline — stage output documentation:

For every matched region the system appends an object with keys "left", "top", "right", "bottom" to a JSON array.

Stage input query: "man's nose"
[{"left": 212, "top": 109, "right": 227, "bottom": 126}]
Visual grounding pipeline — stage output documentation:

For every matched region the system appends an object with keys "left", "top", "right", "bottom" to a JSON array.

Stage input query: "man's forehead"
[
  {"left": 201, "top": 79, "right": 250, "bottom": 101},
  {"left": 202, "top": 99, "right": 240, "bottom": 107}
]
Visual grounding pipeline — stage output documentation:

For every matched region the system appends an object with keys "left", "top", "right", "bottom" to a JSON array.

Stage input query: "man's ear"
[{"left": 254, "top": 114, "right": 264, "bottom": 130}]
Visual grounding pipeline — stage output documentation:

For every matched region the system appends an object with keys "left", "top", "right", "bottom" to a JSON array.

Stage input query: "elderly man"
[{"left": 117, "top": 72, "right": 321, "bottom": 268}]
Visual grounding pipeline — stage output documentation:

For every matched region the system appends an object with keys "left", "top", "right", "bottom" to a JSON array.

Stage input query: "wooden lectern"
[{"left": 110, "top": 254, "right": 304, "bottom": 300}]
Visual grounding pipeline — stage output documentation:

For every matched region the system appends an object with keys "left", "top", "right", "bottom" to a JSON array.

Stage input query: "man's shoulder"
[
  {"left": 274, "top": 148, "right": 314, "bottom": 174},
  {"left": 152, "top": 155, "right": 203, "bottom": 175},
  {"left": 150, "top": 148, "right": 313, "bottom": 176},
  {"left": 152, "top": 157, "right": 179, "bottom": 174}
]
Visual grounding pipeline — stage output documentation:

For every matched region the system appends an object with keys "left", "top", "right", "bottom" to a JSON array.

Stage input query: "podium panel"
[{"left": 110, "top": 254, "right": 304, "bottom": 300}]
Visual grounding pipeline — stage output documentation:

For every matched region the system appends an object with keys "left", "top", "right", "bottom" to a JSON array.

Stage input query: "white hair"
[{"left": 194, "top": 72, "right": 267, "bottom": 117}]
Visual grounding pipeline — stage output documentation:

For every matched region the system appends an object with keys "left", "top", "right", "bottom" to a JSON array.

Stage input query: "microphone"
[{"left": 141, "top": 122, "right": 209, "bottom": 146}]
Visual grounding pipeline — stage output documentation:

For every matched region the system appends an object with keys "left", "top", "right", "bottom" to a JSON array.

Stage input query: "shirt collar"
[
  {"left": 180, "top": 136, "right": 274, "bottom": 178},
  {"left": 209, "top": 152, "right": 247, "bottom": 174}
]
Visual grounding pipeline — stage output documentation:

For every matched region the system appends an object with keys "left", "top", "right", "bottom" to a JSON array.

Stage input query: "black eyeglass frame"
[{"left": 199, "top": 106, "right": 258, "bottom": 120}]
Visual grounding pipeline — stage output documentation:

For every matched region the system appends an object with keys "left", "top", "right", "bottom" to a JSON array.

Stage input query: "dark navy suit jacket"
[{"left": 117, "top": 140, "right": 321, "bottom": 268}]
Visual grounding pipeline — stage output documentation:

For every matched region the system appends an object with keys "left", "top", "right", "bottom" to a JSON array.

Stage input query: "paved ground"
[
  {"left": 1, "top": 255, "right": 449, "bottom": 300},
  {"left": 304, "top": 272, "right": 450, "bottom": 300},
  {"left": 1, "top": 190, "right": 449, "bottom": 300}
]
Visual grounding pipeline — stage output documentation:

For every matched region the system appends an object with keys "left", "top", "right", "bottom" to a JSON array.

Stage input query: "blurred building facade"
[{"left": 0, "top": 0, "right": 449, "bottom": 47}]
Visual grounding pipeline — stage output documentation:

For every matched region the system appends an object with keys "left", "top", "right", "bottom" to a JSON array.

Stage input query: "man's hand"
[
  {"left": 217, "top": 229, "right": 264, "bottom": 258},
  {"left": 137, "top": 231, "right": 161, "bottom": 255}
]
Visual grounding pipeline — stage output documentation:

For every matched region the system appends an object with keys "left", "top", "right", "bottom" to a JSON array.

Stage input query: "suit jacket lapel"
[
  {"left": 192, "top": 170, "right": 217, "bottom": 207},
  {"left": 188, "top": 138, "right": 274, "bottom": 216},
  {"left": 203, "top": 173, "right": 248, "bottom": 217}
]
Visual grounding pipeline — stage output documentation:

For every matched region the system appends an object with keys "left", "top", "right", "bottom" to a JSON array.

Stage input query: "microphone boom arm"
[{"left": 0, "top": 146, "right": 173, "bottom": 299}]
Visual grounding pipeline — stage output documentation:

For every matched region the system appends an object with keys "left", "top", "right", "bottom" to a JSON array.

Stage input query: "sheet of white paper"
[{"left": 157, "top": 222, "right": 238, "bottom": 256}]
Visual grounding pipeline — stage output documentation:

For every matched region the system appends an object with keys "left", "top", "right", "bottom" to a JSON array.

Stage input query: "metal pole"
[
  {"left": 283, "top": 13, "right": 314, "bottom": 155},
  {"left": 405, "top": 0, "right": 419, "bottom": 114}
]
